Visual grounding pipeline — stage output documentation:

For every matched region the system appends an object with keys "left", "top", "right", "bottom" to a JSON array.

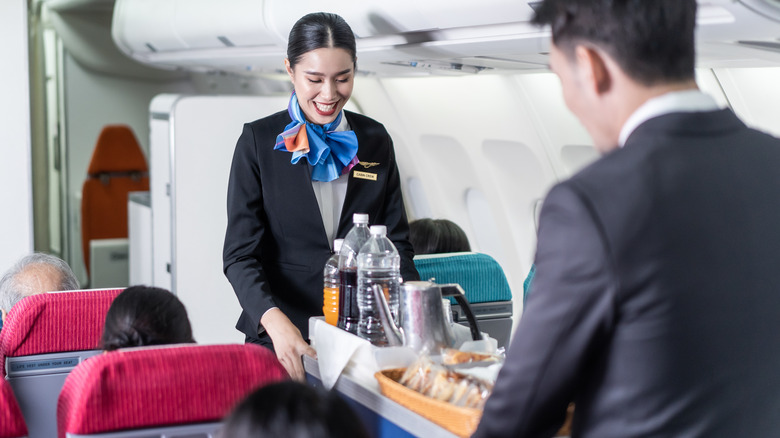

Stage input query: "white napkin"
[
  {"left": 312, "top": 318, "right": 374, "bottom": 389},
  {"left": 451, "top": 322, "right": 498, "bottom": 352}
]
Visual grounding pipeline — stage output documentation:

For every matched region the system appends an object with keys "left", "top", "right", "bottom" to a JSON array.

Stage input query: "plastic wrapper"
[{"left": 397, "top": 353, "right": 493, "bottom": 410}]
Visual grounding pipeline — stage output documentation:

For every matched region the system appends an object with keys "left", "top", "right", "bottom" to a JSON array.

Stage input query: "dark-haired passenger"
[
  {"left": 409, "top": 218, "right": 471, "bottom": 255},
  {"left": 221, "top": 381, "right": 369, "bottom": 438},
  {"left": 475, "top": 1, "right": 780, "bottom": 437},
  {"left": 101, "top": 286, "right": 195, "bottom": 351},
  {"left": 223, "top": 12, "right": 419, "bottom": 380}
]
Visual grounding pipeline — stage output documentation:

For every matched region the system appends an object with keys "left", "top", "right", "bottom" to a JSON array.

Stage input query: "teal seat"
[{"left": 413, "top": 252, "right": 512, "bottom": 304}]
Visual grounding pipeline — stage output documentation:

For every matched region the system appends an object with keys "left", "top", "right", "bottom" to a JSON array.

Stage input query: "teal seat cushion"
[{"left": 413, "top": 252, "right": 512, "bottom": 304}]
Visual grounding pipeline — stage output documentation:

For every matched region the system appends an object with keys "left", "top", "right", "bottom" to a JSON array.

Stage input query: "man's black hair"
[{"left": 531, "top": 0, "right": 697, "bottom": 86}]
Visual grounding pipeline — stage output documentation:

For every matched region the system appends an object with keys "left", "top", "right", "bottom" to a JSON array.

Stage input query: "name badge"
[{"left": 353, "top": 171, "right": 377, "bottom": 181}]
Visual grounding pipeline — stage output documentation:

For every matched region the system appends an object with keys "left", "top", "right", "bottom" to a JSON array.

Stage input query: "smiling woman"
[{"left": 222, "top": 12, "right": 420, "bottom": 381}]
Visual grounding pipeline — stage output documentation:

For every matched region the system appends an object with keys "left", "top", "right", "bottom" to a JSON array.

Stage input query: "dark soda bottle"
[
  {"left": 338, "top": 268, "right": 359, "bottom": 333},
  {"left": 337, "top": 213, "right": 370, "bottom": 334}
]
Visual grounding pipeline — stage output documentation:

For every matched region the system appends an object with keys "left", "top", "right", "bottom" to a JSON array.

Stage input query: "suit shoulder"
[
  {"left": 566, "top": 148, "right": 637, "bottom": 188},
  {"left": 345, "top": 111, "right": 389, "bottom": 136}
]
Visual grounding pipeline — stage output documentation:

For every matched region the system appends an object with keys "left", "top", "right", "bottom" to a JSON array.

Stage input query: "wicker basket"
[{"left": 375, "top": 368, "right": 482, "bottom": 438}]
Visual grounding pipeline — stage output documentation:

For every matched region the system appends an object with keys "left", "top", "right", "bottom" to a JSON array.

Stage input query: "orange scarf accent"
[{"left": 284, "top": 126, "right": 310, "bottom": 153}]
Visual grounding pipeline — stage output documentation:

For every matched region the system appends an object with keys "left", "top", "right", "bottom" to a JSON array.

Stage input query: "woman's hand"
[{"left": 261, "top": 308, "right": 317, "bottom": 381}]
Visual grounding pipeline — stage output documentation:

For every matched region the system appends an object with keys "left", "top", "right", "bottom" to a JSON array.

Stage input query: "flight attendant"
[{"left": 223, "top": 12, "right": 419, "bottom": 380}]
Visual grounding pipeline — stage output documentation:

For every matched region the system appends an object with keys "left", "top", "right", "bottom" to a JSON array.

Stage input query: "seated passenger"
[
  {"left": 101, "top": 285, "right": 195, "bottom": 351},
  {"left": 221, "top": 380, "right": 369, "bottom": 438},
  {"left": 0, "top": 253, "right": 79, "bottom": 328},
  {"left": 409, "top": 218, "right": 471, "bottom": 255}
]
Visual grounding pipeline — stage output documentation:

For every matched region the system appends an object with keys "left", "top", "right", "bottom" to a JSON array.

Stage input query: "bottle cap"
[
  {"left": 353, "top": 213, "right": 369, "bottom": 224},
  {"left": 333, "top": 239, "right": 344, "bottom": 252},
  {"left": 370, "top": 225, "right": 387, "bottom": 236}
]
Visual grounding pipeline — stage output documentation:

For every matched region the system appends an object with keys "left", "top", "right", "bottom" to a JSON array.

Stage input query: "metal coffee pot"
[{"left": 373, "top": 280, "right": 482, "bottom": 353}]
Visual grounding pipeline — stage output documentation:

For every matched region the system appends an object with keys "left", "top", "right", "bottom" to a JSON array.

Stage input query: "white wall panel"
[
  {"left": 158, "top": 95, "right": 288, "bottom": 345},
  {"left": 695, "top": 69, "right": 730, "bottom": 109},
  {"left": 0, "top": 1, "right": 33, "bottom": 272},
  {"left": 511, "top": 73, "right": 596, "bottom": 179},
  {"left": 713, "top": 67, "right": 780, "bottom": 137},
  {"left": 351, "top": 78, "right": 427, "bottom": 221}
]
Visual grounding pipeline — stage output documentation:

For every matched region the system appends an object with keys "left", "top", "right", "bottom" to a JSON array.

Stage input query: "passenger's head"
[
  {"left": 221, "top": 381, "right": 369, "bottom": 438},
  {"left": 0, "top": 253, "right": 79, "bottom": 318},
  {"left": 531, "top": 0, "right": 698, "bottom": 151},
  {"left": 285, "top": 12, "right": 356, "bottom": 126},
  {"left": 532, "top": 0, "right": 696, "bottom": 85},
  {"left": 101, "top": 286, "right": 194, "bottom": 351},
  {"left": 409, "top": 218, "right": 471, "bottom": 255}
]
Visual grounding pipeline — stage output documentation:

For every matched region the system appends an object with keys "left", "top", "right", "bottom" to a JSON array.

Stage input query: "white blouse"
[{"left": 310, "top": 112, "right": 351, "bottom": 249}]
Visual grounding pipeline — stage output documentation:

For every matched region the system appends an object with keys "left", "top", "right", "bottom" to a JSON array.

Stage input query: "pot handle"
[{"left": 440, "top": 284, "right": 482, "bottom": 341}]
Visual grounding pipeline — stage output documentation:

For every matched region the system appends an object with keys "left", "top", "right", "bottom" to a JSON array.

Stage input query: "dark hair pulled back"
[
  {"left": 287, "top": 12, "right": 357, "bottom": 70},
  {"left": 101, "top": 285, "right": 195, "bottom": 351},
  {"left": 409, "top": 218, "right": 471, "bottom": 255}
]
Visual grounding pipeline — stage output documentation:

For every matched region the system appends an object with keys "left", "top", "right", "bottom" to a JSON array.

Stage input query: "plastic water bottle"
[
  {"left": 357, "top": 225, "right": 400, "bottom": 346},
  {"left": 337, "top": 213, "right": 370, "bottom": 334},
  {"left": 323, "top": 239, "right": 343, "bottom": 326}
]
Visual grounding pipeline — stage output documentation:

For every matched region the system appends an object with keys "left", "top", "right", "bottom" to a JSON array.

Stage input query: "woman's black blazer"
[{"left": 223, "top": 109, "right": 419, "bottom": 341}]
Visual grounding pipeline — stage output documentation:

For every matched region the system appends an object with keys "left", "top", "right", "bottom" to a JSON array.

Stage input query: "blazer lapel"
[
  {"left": 337, "top": 111, "right": 386, "bottom": 237},
  {"left": 338, "top": 112, "right": 364, "bottom": 236}
]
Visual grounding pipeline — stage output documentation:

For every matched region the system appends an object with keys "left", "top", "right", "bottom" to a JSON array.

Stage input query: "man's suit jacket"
[
  {"left": 475, "top": 109, "right": 780, "bottom": 437},
  {"left": 223, "top": 109, "right": 419, "bottom": 342}
]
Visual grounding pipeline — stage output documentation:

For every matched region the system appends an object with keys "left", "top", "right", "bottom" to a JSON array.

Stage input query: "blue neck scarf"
[{"left": 274, "top": 92, "right": 359, "bottom": 182}]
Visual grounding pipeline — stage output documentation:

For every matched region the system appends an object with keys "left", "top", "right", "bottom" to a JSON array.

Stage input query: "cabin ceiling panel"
[{"left": 104, "top": 0, "right": 780, "bottom": 76}]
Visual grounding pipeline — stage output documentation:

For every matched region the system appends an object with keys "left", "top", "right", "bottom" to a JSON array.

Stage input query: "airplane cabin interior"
[{"left": 2, "top": 0, "right": 780, "bottom": 437}]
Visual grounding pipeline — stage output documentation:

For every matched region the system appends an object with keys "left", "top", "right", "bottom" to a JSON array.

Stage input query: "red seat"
[
  {"left": 57, "top": 344, "right": 289, "bottom": 438},
  {"left": 0, "top": 379, "right": 27, "bottom": 438},
  {"left": 81, "top": 125, "right": 149, "bottom": 276},
  {"left": 0, "top": 289, "right": 122, "bottom": 438},
  {"left": 0, "top": 289, "right": 122, "bottom": 367}
]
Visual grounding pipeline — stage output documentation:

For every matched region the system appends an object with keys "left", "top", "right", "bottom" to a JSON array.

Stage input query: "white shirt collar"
[
  {"left": 333, "top": 110, "right": 349, "bottom": 132},
  {"left": 618, "top": 90, "right": 720, "bottom": 147}
]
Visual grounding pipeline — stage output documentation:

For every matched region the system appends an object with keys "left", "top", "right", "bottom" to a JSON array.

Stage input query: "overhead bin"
[
  {"left": 112, "top": 0, "right": 282, "bottom": 72},
  {"left": 112, "top": 0, "right": 547, "bottom": 74},
  {"left": 112, "top": 0, "right": 780, "bottom": 76}
]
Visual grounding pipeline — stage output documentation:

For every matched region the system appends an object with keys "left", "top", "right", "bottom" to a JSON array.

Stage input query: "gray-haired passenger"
[{"left": 0, "top": 253, "right": 79, "bottom": 323}]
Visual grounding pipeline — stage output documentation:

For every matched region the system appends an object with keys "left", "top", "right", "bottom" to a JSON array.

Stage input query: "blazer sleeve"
[
  {"left": 381, "top": 133, "right": 420, "bottom": 282},
  {"left": 223, "top": 123, "right": 277, "bottom": 333},
  {"left": 473, "top": 182, "right": 616, "bottom": 438}
]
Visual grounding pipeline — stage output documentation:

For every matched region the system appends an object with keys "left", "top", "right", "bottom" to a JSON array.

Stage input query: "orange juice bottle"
[{"left": 323, "top": 239, "right": 343, "bottom": 326}]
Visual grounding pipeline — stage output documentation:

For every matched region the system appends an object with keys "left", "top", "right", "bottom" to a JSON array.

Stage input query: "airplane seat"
[
  {"left": 0, "top": 378, "right": 28, "bottom": 438},
  {"left": 0, "top": 289, "right": 123, "bottom": 438},
  {"left": 57, "top": 344, "right": 289, "bottom": 438},
  {"left": 81, "top": 125, "right": 149, "bottom": 280},
  {"left": 413, "top": 252, "right": 514, "bottom": 348}
]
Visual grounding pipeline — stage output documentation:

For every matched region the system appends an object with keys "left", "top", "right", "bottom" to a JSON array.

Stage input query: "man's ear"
[{"left": 574, "top": 45, "right": 612, "bottom": 96}]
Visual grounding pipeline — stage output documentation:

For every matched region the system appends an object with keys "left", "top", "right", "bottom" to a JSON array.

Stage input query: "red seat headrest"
[
  {"left": 0, "top": 289, "right": 122, "bottom": 365},
  {"left": 86, "top": 125, "right": 147, "bottom": 176},
  {"left": 57, "top": 344, "right": 289, "bottom": 438}
]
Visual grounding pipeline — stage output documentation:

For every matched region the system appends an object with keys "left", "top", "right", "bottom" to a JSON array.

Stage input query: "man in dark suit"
[{"left": 474, "top": 1, "right": 780, "bottom": 437}]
